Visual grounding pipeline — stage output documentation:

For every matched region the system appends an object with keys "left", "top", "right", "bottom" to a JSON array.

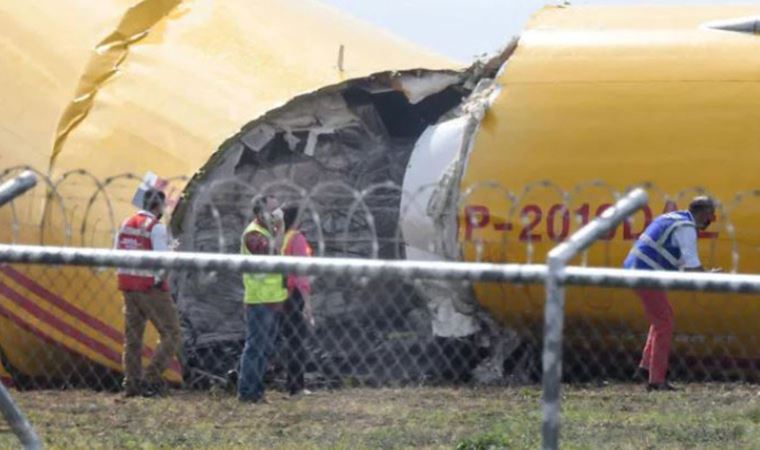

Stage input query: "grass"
[{"left": 1, "top": 384, "right": 760, "bottom": 449}]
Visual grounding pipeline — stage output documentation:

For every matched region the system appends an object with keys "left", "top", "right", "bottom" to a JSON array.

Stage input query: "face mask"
[
  {"left": 701, "top": 210, "right": 716, "bottom": 229},
  {"left": 271, "top": 208, "right": 284, "bottom": 230},
  {"left": 155, "top": 200, "right": 165, "bottom": 220},
  {"left": 260, "top": 211, "right": 273, "bottom": 229}
]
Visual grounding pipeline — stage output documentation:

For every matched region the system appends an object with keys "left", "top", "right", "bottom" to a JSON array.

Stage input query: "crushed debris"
[{"left": 171, "top": 49, "right": 516, "bottom": 386}]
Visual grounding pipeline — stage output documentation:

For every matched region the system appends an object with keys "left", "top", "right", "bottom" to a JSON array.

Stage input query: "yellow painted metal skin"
[
  {"left": 462, "top": 6, "right": 760, "bottom": 360},
  {"left": 0, "top": 0, "right": 452, "bottom": 383}
]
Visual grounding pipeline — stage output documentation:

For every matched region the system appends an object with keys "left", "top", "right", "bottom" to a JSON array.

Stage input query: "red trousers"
[{"left": 636, "top": 289, "right": 673, "bottom": 384}]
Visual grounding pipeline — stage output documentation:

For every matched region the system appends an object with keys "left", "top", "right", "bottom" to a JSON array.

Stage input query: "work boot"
[
  {"left": 647, "top": 382, "right": 678, "bottom": 392},
  {"left": 141, "top": 381, "right": 168, "bottom": 398},
  {"left": 632, "top": 367, "right": 649, "bottom": 382},
  {"left": 289, "top": 388, "right": 313, "bottom": 398},
  {"left": 238, "top": 394, "right": 270, "bottom": 404},
  {"left": 122, "top": 380, "right": 142, "bottom": 398},
  {"left": 123, "top": 387, "right": 141, "bottom": 398},
  {"left": 225, "top": 369, "right": 239, "bottom": 393}
]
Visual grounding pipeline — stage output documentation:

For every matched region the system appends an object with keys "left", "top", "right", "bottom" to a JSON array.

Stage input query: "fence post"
[
  {"left": 541, "top": 188, "right": 648, "bottom": 450},
  {"left": 0, "top": 385, "right": 41, "bottom": 450},
  {"left": 0, "top": 171, "right": 37, "bottom": 208},
  {"left": 0, "top": 170, "right": 42, "bottom": 449}
]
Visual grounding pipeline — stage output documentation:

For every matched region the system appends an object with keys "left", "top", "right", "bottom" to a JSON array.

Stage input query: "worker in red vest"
[
  {"left": 280, "top": 205, "right": 315, "bottom": 396},
  {"left": 114, "top": 189, "right": 181, "bottom": 397}
]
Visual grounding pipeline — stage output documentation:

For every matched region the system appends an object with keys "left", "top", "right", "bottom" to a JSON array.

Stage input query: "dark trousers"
[
  {"left": 238, "top": 304, "right": 280, "bottom": 401},
  {"left": 282, "top": 290, "right": 309, "bottom": 394}
]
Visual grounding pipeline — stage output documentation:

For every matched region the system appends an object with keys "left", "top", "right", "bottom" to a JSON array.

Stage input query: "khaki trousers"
[{"left": 122, "top": 289, "right": 181, "bottom": 389}]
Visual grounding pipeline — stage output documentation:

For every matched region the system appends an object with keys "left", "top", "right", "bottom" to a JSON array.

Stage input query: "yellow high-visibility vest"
[{"left": 240, "top": 222, "right": 287, "bottom": 305}]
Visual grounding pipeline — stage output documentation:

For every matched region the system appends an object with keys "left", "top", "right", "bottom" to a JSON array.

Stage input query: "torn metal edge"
[
  {"left": 170, "top": 67, "right": 472, "bottom": 233},
  {"left": 49, "top": 0, "right": 182, "bottom": 171}
]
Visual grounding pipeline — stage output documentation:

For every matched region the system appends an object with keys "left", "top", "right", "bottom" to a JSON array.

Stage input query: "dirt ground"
[{"left": 1, "top": 383, "right": 760, "bottom": 449}]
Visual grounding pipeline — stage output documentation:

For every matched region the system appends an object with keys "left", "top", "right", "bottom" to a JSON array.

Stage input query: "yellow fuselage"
[
  {"left": 3, "top": 2, "right": 760, "bottom": 380},
  {"left": 0, "top": 0, "right": 452, "bottom": 382},
  {"left": 461, "top": 5, "right": 760, "bottom": 359}
]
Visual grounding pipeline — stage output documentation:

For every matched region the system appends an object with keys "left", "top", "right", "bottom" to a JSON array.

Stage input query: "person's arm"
[
  {"left": 114, "top": 218, "right": 128, "bottom": 249},
  {"left": 290, "top": 233, "right": 314, "bottom": 326},
  {"left": 288, "top": 233, "right": 312, "bottom": 296},
  {"left": 245, "top": 231, "right": 269, "bottom": 255},
  {"left": 674, "top": 226, "right": 704, "bottom": 271},
  {"left": 151, "top": 223, "right": 169, "bottom": 251},
  {"left": 150, "top": 223, "right": 170, "bottom": 285}
]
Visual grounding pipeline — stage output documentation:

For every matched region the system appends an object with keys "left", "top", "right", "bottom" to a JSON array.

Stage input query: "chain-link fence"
[
  {"left": 0, "top": 167, "right": 530, "bottom": 394},
  {"left": 3, "top": 168, "right": 760, "bottom": 448},
  {"left": 1, "top": 168, "right": 760, "bottom": 390},
  {"left": 4, "top": 236, "right": 760, "bottom": 450}
]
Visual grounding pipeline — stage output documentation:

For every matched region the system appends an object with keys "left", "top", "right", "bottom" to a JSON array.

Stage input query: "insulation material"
[
  {"left": 395, "top": 73, "right": 463, "bottom": 105},
  {"left": 400, "top": 79, "right": 508, "bottom": 382},
  {"left": 401, "top": 116, "right": 479, "bottom": 338}
]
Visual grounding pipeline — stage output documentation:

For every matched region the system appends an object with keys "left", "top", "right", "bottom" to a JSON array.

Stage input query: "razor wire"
[
  {"left": 4, "top": 169, "right": 760, "bottom": 448},
  {"left": 0, "top": 168, "right": 746, "bottom": 269}
]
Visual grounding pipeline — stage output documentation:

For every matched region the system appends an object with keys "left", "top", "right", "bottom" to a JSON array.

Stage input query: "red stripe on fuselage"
[
  {"left": 0, "top": 280, "right": 123, "bottom": 365},
  {"left": 0, "top": 265, "right": 181, "bottom": 374},
  {"left": 0, "top": 298, "right": 77, "bottom": 373},
  {"left": 0, "top": 265, "right": 121, "bottom": 342}
]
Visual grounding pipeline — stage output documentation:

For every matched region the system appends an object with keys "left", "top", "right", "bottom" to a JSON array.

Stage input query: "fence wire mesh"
[
  {"left": 0, "top": 264, "right": 491, "bottom": 391},
  {"left": 3, "top": 168, "right": 760, "bottom": 448}
]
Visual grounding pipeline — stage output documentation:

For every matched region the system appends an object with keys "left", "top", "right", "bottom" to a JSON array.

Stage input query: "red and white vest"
[{"left": 116, "top": 212, "right": 168, "bottom": 292}]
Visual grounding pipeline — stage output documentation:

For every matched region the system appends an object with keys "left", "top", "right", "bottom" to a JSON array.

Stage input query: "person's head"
[
  {"left": 282, "top": 205, "right": 301, "bottom": 231},
  {"left": 688, "top": 196, "right": 717, "bottom": 231},
  {"left": 143, "top": 189, "right": 166, "bottom": 218},
  {"left": 252, "top": 194, "right": 279, "bottom": 231}
]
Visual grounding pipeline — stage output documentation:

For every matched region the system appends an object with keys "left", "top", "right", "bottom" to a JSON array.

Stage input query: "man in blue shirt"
[{"left": 623, "top": 196, "right": 717, "bottom": 391}]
